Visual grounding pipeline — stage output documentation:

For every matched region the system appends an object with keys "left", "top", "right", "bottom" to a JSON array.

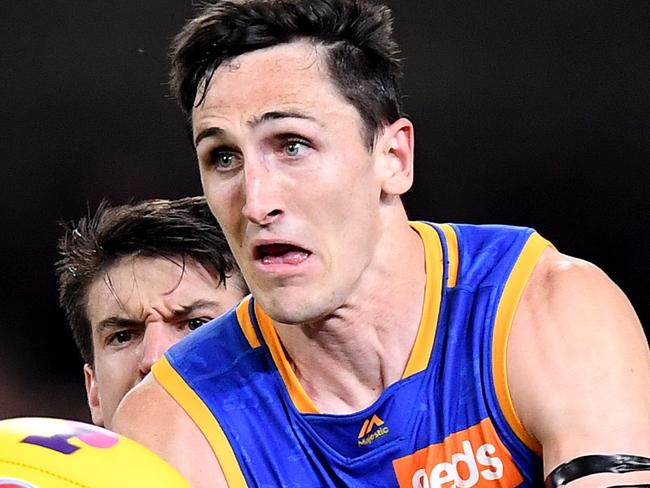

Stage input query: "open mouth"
[{"left": 254, "top": 243, "right": 311, "bottom": 265}]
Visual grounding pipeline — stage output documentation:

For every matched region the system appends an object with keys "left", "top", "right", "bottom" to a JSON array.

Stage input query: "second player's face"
[
  {"left": 84, "top": 255, "right": 244, "bottom": 427},
  {"left": 193, "top": 42, "right": 390, "bottom": 325}
]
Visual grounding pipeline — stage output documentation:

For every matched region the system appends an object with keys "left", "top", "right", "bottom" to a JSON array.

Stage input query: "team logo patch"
[
  {"left": 358, "top": 414, "right": 390, "bottom": 447},
  {"left": 392, "top": 418, "right": 524, "bottom": 487}
]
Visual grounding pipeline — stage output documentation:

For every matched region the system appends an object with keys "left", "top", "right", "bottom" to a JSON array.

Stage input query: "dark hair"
[
  {"left": 171, "top": 0, "right": 404, "bottom": 147},
  {"left": 56, "top": 196, "right": 245, "bottom": 365}
]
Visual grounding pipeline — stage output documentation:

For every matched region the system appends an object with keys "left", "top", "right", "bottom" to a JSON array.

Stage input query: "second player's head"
[{"left": 56, "top": 196, "right": 247, "bottom": 426}]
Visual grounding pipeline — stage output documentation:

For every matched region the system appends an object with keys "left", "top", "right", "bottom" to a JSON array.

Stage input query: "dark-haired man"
[
  {"left": 56, "top": 196, "right": 247, "bottom": 428},
  {"left": 113, "top": 1, "right": 650, "bottom": 487}
]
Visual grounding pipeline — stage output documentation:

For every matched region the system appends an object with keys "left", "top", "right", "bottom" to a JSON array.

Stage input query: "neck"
[{"left": 275, "top": 218, "right": 427, "bottom": 414}]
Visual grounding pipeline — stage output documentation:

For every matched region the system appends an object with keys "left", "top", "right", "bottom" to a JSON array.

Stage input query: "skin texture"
[
  {"left": 113, "top": 41, "right": 650, "bottom": 487},
  {"left": 193, "top": 42, "right": 422, "bottom": 414},
  {"left": 194, "top": 43, "right": 415, "bottom": 328},
  {"left": 85, "top": 255, "right": 244, "bottom": 428},
  {"left": 508, "top": 249, "right": 650, "bottom": 486}
]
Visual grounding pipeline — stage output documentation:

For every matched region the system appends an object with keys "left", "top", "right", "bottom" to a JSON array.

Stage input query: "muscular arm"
[
  {"left": 508, "top": 248, "right": 650, "bottom": 487},
  {"left": 111, "top": 374, "right": 227, "bottom": 488}
]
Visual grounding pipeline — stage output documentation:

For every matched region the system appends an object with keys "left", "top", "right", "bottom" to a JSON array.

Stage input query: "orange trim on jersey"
[
  {"left": 392, "top": 417, "right": 524, "bottom": 487},
  {"left": 402, "top": 222, "right": 444, "bottom": 378},
  {"left": 236, "top": 296, "right": 261, "bottom": 348},
  {"left": 438, "top": 223, "right": 459, "bottom": 288},
  {"left": 253, "top": 303, "right": 320, "bottom": 414},
  {"left": 492, "top": 232, "right": 550, "bottom": 455},
  {"left": 152, "top": 356, "right": 247, "bottom": 487},
  {"left": 250, "top": 221, "right": 443, "bottom": 411}
]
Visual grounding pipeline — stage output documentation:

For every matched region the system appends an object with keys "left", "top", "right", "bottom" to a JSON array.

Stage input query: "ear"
[
  {"left": 84, "top": 363, "right": 105, "bottom": 427},
  {"left": 374, "top": 118, "right": 415, "bottom": 196}
]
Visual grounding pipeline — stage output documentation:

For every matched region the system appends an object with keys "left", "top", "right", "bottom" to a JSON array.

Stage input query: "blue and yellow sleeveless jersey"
[{"left": 153, "top": 222, "right": 550, "bottom": 487}]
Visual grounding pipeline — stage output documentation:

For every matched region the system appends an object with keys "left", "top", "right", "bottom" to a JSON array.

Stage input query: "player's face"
[
  {"left": 194, "top": 42, "right": 399, "bottom": 324},
  {"left": 84, "top": 255, "right": 244, "bottom": 427}
]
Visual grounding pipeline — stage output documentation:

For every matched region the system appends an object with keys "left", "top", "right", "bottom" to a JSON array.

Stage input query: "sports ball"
[{"left": 0, "top": 417, "right": 190, "bottom": 487}]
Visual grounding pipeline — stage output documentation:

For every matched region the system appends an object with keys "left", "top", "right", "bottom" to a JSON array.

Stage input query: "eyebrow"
[
  {"left": 169, "top": 299, "right": 224, "bottom": 317},
  {"left": 193, "top": 110, "right": 315, "bottom": 147},
  {"left": 95, "top": 317, "right": 142, "bottom": 335},
  {"left": 93, "top": 300, "right": 224, "bottom": 334},
  {"left": 194, "top": 126, "right": 225, "bottom": 147}
]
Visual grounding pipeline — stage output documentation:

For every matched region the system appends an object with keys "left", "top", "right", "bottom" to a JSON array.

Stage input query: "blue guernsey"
[{"left": 154, "top": 222, "right": 549, "bottom": 487}]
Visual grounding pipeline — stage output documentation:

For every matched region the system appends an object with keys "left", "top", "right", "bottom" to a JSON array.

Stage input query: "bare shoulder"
[
  {"left": 111, "top": 372, "right": 177, "bottom": 440},
  {"left": 112, "top": 373, "right": 227, "bottom": 488},
  {"left": 516, "top": 247, "right": 647, "bottom": 342},
  {"left": 508, "top": 247, "right": 650, "bottom": 473}
]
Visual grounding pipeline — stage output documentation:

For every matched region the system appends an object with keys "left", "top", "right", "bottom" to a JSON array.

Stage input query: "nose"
[
  {"left": 138, "top": 324, "right": 177, "bottom": 377},
  {"left": 241, "top": 158, "right": 283, "bottom": 226}
]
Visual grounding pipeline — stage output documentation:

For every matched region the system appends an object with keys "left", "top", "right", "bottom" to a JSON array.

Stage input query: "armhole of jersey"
[
  {"left": 492, "top": 232, "right": 550, "bottom": 456},
  {"left": 236, "top": 296, "right": 261, "bottom": 348},
  {"left": 437, "top": 223, "right": 459, "bottom": 288},
  {"left": 152, "top": 356, "right": 248, "bottom": 487}
]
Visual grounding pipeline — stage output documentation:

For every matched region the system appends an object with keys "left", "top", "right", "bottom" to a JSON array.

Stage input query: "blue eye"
[
  {"left": 284, "top": 139, "right": 310, "bottom": 157},
  {"left": 205, "top": 146, "right": 242, "bottom": 170},
  {"left": 285, "top": 141, "right": 302, "bottom": 157},
  {"left": 211, "top": 151, "right": 238, "bottom": 169}
]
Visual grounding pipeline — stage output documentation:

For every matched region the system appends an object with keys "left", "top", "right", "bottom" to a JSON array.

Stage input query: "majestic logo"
[
  {"left": 392, "top": 418, "right": 524, "bottom": 487},
  {"left": 358, "top": 414, "right": 390, "bottom": 447}
]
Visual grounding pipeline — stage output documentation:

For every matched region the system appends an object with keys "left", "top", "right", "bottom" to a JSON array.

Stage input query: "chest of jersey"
[{"left": 158, "top": 223, "right": 547, "bottom": 487}]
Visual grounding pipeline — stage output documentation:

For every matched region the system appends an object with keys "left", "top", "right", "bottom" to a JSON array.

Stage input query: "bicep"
[{"left": 507, "top": 250, "right": 650, "bottom": 476}]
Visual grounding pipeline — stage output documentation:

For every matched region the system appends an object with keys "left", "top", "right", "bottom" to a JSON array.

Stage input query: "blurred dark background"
[{"left": 1, "top": 1, "right": 648, "bottom": 421}]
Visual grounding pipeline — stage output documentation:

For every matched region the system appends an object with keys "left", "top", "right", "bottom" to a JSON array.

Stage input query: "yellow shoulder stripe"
[
  {"left": 438, "top": 223, "right": 459, "bottom": 288},
  {"left": 236, "top": 296, "right": 261, "bottom": 348},
  {"left": 403, "top": 222, "right": 444, "bottom": 378},
  {"left": 253, "top": 302, "right": 320, "bottom": 414},
  {"left": 492, "top": 232, "right": 550, "bottom": 455},
  {"left": 152, "top": 357, "right": 247, "bottom": 487}
]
